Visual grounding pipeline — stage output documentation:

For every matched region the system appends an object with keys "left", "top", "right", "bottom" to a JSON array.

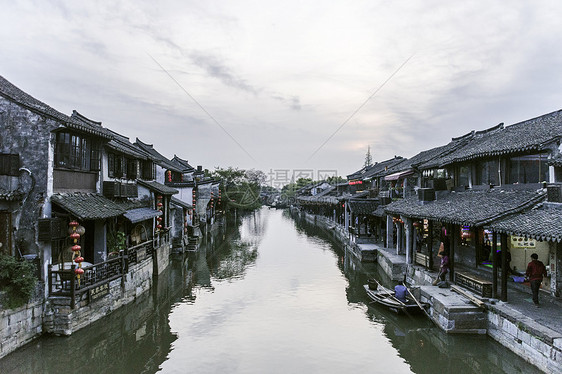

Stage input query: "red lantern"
[
  {"left": 157, "top": 202, "right": 163, "bottom": 207},
  {"left": 157, "top": 195, "right": 163, "bottom": 200},
  {"left": 157, "top": 216, "right": 163, "bottom": 222},
  {"left": 157, "top": 224, "right": 162, "bottom": 229},
  {"left": 71, "top": 245, "right": 82, "bottom": 252},
  {"left": 69, "top": 221, "right": 79, "bottom": 227},
  {"left": 74, "top": 268, "right": 84, "bottom": 275},
  {"left": 74, "top": 256, "right": 84, "bottom": 263},
  {"left": 70, "top": 232, "right": 81, "bottom": 240}
]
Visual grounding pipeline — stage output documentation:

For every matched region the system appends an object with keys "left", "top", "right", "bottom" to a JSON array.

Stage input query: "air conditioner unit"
[{"left": 547, "top": 184, "right": 562, "bottom": 203}]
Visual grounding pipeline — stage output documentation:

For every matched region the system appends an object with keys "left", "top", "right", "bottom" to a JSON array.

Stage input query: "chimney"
[
  {"left": 547, "top": 183, "right": 562, "bottom": 203},
  {"left": 197, "top": 165, "right": 202, "bottom": 172},
  {"left": 418, "top": 188, "right": 435, "bottom": 205}
]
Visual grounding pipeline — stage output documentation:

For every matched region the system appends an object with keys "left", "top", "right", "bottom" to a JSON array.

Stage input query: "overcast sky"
[{"left": 2, "top": 1, "right": 562, "bottom": 183}]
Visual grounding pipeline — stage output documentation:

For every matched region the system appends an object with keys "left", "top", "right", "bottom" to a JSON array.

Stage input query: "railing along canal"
[{"left": 48, "top": 239, "right": 155, "bottom": 308}]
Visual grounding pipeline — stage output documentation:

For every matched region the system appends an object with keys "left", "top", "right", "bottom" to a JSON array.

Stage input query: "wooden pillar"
[
  {"left": 428, "top": 220, "right": 434, "bottom": 270},
  {"left": 492, "top": 232, "right": 498, "bottom": 299},
  {"left": 448, "top": 223, "right": 454, "bottom": 281},
  {"left": 404, "top": 216, "right": 413, "bottom": 264},
  {"left": 396, "top": 222, "right": 403, "bottom": 255},
  {"left": 501, "top": 233, "right": 508, "bottom": 302},
  {"left": 386, "top": 215, "right": 394, "bottom": 249}
]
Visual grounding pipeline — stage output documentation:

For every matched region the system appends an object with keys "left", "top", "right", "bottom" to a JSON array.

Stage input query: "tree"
[
  {"left": 211, "top": 167, "right": 264, "bottom": 211},
  {"left": 364, "top": 145, "right": 373, "bottom": 168}
]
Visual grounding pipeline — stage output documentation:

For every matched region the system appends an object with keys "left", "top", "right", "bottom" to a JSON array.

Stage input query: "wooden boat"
[{"left": 364, "top": 281, "right": 428, "bottom": 315}]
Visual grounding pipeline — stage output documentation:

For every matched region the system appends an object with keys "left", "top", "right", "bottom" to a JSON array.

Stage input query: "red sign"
[{"left": 348, "top": 180, "right": 363, "bottom": 185}]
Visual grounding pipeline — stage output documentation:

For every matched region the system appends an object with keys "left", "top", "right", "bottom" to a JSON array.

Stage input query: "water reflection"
[
  {"left": 0, "top": 258, "right": 190, "bottom": 374},
  {"left": 0, "top": 208, "right": 543, "bottom": 374},
  {"left": 291, "top": 211, "right": 542, "bottom": 374}
]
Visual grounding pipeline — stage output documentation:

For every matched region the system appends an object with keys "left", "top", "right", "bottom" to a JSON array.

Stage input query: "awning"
[
  {"left": 171, "top": 197, "right": 193, "bottom": 210},
  {"left": 51, "top": 193, "right": 126, "bottom": 220},
  {"left": 124, "top": 207, "right": 162, "bottom": 223},
  {"left": 137, "top": 180, "right": 178, "bottom": 195},
  {"left": 384, "top": 169, "right": 415, "bottom": 181}
]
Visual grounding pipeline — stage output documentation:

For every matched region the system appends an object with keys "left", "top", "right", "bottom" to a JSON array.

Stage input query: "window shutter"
[
  {"left": 0, "top": 154, "right": 19, "bottom": 176},
  {"left": 38, "top": 218, "right": 65, "bottom": 242}
]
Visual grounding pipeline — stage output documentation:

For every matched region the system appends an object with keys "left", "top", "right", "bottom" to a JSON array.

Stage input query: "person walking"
[{"left": 526, "top": 253, "right": 547, "bottom": 307}]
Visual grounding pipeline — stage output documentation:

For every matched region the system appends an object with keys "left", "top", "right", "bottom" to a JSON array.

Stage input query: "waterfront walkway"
[
  {"left": 373, "top": 243, "right": 562, "bottom": 332},
  {"left": 367, "top": 243, "right": 562, "bottom": 372}
]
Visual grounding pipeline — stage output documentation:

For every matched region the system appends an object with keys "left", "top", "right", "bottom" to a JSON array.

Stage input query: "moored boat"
[{"left": 364, "top": 281, "right": 428, "bottom": 315}]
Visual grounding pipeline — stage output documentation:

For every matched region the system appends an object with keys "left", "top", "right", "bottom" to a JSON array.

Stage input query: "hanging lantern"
[
  {"left": 76, "top": 225, "right": 86, "bottom": 236},
  {"left": 70, "top": 232, "right": 81, "bottom": 241},
  {"left": 71, "top": 244, "right": 82, "bottom": 252},
  {"left": 157, "top": 195, "right": 163, "bottom": 200},
  {"left": 157, "top": 224, "right": 162, "bottom": 229},
  {"left": 74, "top": 267, "right": 84, "bottom": 276},
  {"left": 74, "top": 256, "right": 84, "bottom": 264},
  {"left": 69, "top": 221, "right": 79, "bottom": 228}
]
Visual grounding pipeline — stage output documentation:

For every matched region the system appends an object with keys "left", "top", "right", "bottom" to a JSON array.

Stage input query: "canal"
[{"left": 0, "top": 208, "right": 542, "bottom": 373}]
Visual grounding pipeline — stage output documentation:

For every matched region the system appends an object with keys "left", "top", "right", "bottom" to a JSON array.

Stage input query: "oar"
[{"left": 402, "top": 282, "right": 431, "bottom": 318}]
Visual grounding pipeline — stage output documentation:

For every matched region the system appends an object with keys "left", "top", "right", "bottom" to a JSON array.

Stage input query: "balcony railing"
[{"left": 48, "top": 239, "right": 156, "bottom": 308}]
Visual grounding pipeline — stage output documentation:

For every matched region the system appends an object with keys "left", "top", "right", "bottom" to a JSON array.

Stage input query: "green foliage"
[
  {"left": 281, "top": 178, "right": 314, "bottom": 198},
  {"left": 0, "top": 254, "right": 37, "bottom": 309},
  {"left": 107, "top": 230, "right": 126, "bottom": 256},
  {"left": 212, "top": 167, "right": 265, "bottom": 211}
]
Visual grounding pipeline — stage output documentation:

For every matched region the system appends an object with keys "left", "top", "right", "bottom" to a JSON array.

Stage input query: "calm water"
[{"left": 0, "top": 208, "right": 542, "bottom": 374}]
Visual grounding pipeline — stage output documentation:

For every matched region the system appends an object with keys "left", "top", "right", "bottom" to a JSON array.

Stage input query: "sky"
[{"left": 2, "top": 1, "right": 562, "bottom": 185}]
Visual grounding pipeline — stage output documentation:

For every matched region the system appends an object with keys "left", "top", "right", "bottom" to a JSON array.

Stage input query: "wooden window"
[
  {"left": 0, "top": 154, "right": 19, "bottom": 176},
  {"left": 108, "top": 153, "right": 115, "bottom": 178},
  {"left": 127, "top": 158, "right": 138, "bottom": 180},
  {"left": 508, "top": 153, "right": 548, "bottom": 184},
  {"left": 90, "top": 141, "right": 101, "bottom": 171},
  {"left": 476, "top": 159, "right": 499, "bottom": 186},
  {"left": 108, "top": 152, "right": 124, "bottom": 178},
  {"left": 55, "top": 132, "right": 95, "bottom": 171},
  {"left": 142, "top": 160, "right": 155, "bottom": 180}
]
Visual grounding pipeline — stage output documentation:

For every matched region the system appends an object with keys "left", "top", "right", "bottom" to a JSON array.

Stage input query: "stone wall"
[
  {"left": 0, "top": 96, "right": 59, "bottom": 263},
  {"left": 487, "top": 306, "right": 562, "bottom": 373},
  {"left": 153, "top": 242, "right": 171, "bottom": 276},
  {"left": 44, "top": 258, "right": 153, "bottom": 336},
  {"left": 0, "top": 298, "right": 43, "bottom": 359}
]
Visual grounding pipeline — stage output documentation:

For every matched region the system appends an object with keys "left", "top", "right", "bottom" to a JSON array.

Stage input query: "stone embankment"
[{"left": 291, "top": 207, "right": 562, "bottom": 373}]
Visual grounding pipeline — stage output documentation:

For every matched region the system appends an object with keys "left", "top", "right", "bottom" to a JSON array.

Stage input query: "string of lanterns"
[
  {"left": 68, "top": 220, "right": 86, "bottom": 286},
  {"left": 156, "top": 195, "right": 163, "bottom": 232}
]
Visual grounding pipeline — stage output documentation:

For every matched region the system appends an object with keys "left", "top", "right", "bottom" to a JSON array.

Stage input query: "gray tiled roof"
[
  {"left": 487, "top": 203, "right": 562, "bottom": 242},
  {"left": 347, "top": 156, "right": 405, "bottom": 180},
  {"left": 171, "top": 155, "right": 195, "bottom": 172},
  {"left": 137, "top": 180, "right": 178, "bottom": 195},
  {"left": 421, "top": 111, "right": 562, "bottom": 168},
  {"left": 171, "top": 196, "right": 193, "bottom": 209},
  {"left": 123, "top": 207, "right": 162, "bottom": 224},
  {"left": 348, "top": 199, "right": 379, "bottom": 215},
  {"left": 0, "top": 189, "right": 24, "bottom": 201},
  {"left": 550, "top": 155, "right": 562, "bottom": 167},
  {"left": 385, "top": 187, "right": 546, "bottom": 226},
  {"left": 0, "top": 75, "right": 111, "bottom": 139},
  {"left": 385, "top": 134, "right": 472, "bottom": 174},
  {"left": 134, "top": 138, "right": 183, "bottom": 173},
  {"left": 51, "top": 193, "right": 126, "bottom": 220},
  {"left": 106, "top": 129, "right": 148, "bottom": 159}
]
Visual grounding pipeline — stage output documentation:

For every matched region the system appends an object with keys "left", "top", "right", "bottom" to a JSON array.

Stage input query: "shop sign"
[
  {"left": 90, "top": 283, "right": 109, "bottom": 301},
  {"left": 510, "top": 235, "right": 536, "bottom": 248}
]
